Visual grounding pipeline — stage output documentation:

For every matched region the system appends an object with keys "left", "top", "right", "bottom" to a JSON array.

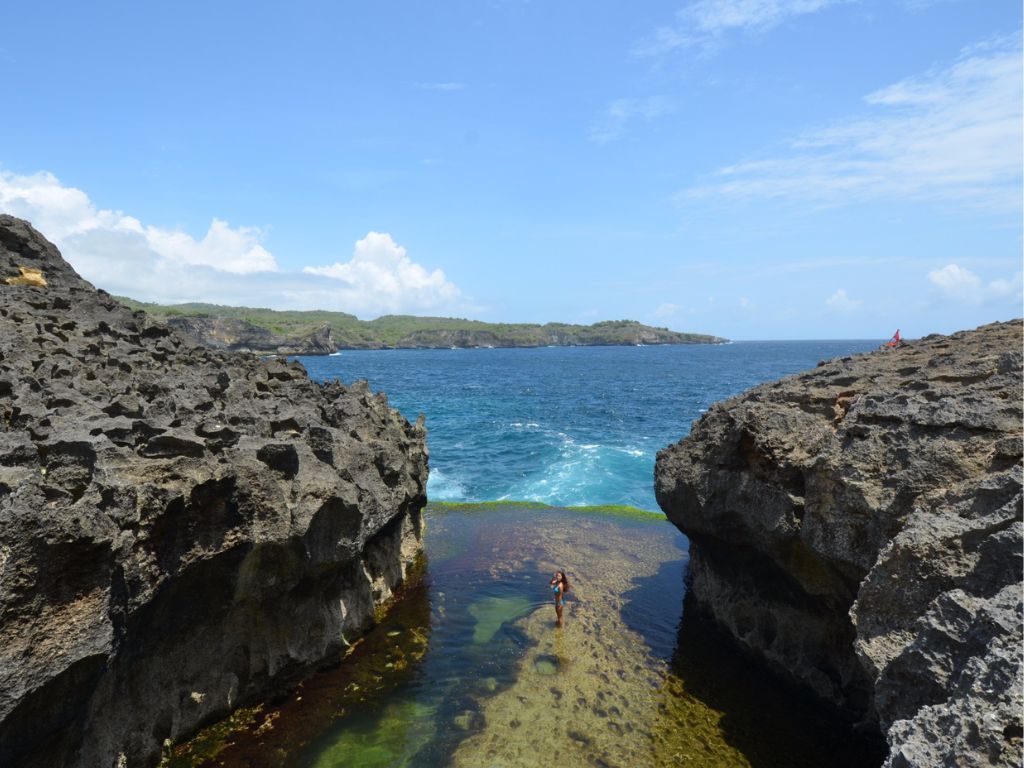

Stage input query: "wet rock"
[
  {"left": 656, "top": 320, "right": 1023, "bottom": 767},
  {"left": 0, "top": 216, "right": 428, "bottom": 768}
]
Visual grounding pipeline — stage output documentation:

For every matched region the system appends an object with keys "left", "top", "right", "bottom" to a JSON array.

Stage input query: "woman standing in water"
[{"left": 550, "top": 570, "right": 570, "bottom": 627}]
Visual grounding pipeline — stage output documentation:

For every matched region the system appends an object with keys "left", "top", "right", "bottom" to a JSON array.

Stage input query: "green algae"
[
  {"left": 428, "top": 499, "right": 667, "bottom": 522},
  {"left": 307, "top": 698, "right": 437, "bottom": 768},
  {"left": 159, "top": 578, "right": 433, "bottom": 768},
  {"left": 467, "top": 595, "right": 534, "bottom": 644},
  {"left": 165, "top": 503, "right": 880, "bottom": 768},
  {"left": 160, "top": 705, "right": 267, "bottom": 768}
]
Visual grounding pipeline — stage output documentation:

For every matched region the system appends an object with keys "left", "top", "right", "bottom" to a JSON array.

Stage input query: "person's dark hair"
[{"left": 558, "top": 570, "right": 571, "bottom": 592}]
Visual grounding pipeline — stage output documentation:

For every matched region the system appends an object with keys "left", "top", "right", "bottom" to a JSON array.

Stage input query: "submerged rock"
[
  {"left": 656, "top": 320, "right": 1023, "bottom": 767},
  {"left": 0, "top": 216, "right": 428, "bottom": 768}
]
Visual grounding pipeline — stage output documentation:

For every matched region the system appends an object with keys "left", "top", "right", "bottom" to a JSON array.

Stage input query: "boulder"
[
  {"left": 656, "top": 321, "right": 1023, "bottom": 767},
  {"left": 0, "top": 216, "right": 428, "bottom": 768}
]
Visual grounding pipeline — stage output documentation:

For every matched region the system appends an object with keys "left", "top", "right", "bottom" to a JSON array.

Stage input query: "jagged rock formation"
[
  {"left": 164, "top": 315, "right": 337, "bottom": 355},
  {"left": 0, "top": 216, "right": 428, "bottom": 768},
  {"left": 656, "top": 321, "right": 1023, "bottom": 767}
]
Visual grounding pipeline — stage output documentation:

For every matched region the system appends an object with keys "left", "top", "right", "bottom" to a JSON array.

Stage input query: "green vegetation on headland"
[{"left": 116, "top": 297, "right": 727, "bottom": 353}]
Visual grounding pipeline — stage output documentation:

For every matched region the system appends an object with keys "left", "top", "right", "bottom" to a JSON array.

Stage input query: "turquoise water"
[{"left": 301, "top": 341, "right": 880, "bottom": 511}]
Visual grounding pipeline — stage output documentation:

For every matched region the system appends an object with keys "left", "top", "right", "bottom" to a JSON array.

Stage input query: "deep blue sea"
[{"left": 300, "top": 341, "right": 880, "bottom": 512}]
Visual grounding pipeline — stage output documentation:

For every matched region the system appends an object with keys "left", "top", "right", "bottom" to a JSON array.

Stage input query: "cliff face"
[
  {"left": 655, "top": 322, "right": 1023, "bottom": 767},
  {"left": 0, "top": 216, "right": 428, "bottom": 768},
  {"left": 163, "top": 315, "right": 337, "bottom": 355}
]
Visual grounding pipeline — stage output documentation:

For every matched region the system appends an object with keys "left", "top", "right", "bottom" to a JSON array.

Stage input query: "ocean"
[{"left": 300, "top": 340, "right": 881, "bottom": 512}]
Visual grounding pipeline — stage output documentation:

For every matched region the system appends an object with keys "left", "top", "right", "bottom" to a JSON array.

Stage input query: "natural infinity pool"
[{"left": 164, "top": 503, "right": 882, "bottom": 767}]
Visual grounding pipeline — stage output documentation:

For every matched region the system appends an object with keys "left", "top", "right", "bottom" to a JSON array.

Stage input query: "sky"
[{"left": 0, "top": 1, "right": 1020, "bottom": 339}]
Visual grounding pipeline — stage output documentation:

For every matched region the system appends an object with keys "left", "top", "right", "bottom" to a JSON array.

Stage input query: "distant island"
[{"left": 115, "top": 297, "right": 727, "bottom": 354}]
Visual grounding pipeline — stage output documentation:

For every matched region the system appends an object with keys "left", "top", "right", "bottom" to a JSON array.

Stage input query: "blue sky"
[{"left": 1, "top": 1, "right": 1020, "bottom": 339}]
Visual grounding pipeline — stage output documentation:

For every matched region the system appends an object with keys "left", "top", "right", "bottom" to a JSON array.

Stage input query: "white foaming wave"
[
  {"left": 616, "top": 447, "right": 646, "bottom": 458},
  {"left": 427, "top": 467, "right": 467, "bottom": 501},
  {"left": 501, "top": 432, "right": 649, "bottom": 507}
]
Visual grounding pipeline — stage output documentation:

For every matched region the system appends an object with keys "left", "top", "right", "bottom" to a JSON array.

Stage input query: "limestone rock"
[
  {"left": 163, "top": 315, "right": 338, "bottom": 355},
  {"left": 655, "top": 321, "right": 1023, "bottom": 767},
  {"left": 0, "top": 216, "right": 428, "bottom": 768}
]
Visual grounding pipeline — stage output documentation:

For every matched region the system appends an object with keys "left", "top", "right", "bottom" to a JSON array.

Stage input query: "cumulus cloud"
[
  {"left": 682, "top": 35, "right": 1023, "bottom": 213},
  {"left": 143, "top": 219, "right": 276, "bottom": 274},
  {"left": 0, "top": 170, "right": 277, "bottom": 276},
  {"left": 635, "top": 0, "right": 843, "bottom": 55},
  {"left": 589, "top": 96, "right": 673, "bottom": 144},
  {"left": 825, "top": 288, "right": 861, "bottom": 311},
  {"left": 927, "top": 263, "right": 1021, "bottom": 306},
  {"left": 0, "top": 169, "right": 467, "bottom": 316},
  {"left": 303, "top": 232, "right": 461, "bottom": 316}
]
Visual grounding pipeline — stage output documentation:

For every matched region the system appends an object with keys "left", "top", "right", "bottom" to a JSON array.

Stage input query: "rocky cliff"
[
  {"left": 0, "top": 216, "right": 428, "bottom": 768},
  {"left": 656, "top": 321, "right": 1023, "bottom": 767},
  {"left": 164, "top": 315, "right": 337, "bottom": 355}
]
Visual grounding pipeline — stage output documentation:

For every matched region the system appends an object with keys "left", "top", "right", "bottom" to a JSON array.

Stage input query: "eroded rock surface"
[
  {"left": 0, "top": 216, "right": 428, "bottom": 768},
  {"left": 656, "top": 321, "right": 1023, "bottom": 767}
]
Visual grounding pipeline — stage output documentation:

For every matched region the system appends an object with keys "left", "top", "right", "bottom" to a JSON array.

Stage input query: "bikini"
[{"left": 552, "top": 583, "right": 563, "bottom": 606}]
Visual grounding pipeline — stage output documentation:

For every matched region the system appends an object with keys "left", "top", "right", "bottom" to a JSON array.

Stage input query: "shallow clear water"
[
  {"left": 166, "top": 505, "right": 882, "bottom": 768},
  {"left": 300, "top": 342, "right": 880, "bottom": 511}
]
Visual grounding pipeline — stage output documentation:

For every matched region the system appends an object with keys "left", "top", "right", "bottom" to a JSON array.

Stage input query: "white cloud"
[
  {"left": 927, "top": 263, "right": 1021, "bottom": 306},
  {"left": 143, "top": 219, "right": 275, "bottom": 274},
  {"left": 303, "top": 232, "right": 461, "bottom": 316},
  {"left": 682, "top": 35, "right": 1023, "bottom": 213},
  {"left": 589, "top": 96, "right": 673, "bottom": 144},
  {"left": 0, "top": 170, "right": 277, "bottom": 276},
  {"left": 0, "top": 169, "right": 469, "bottom": 316},
  {"left": 825, "top": 288, "right": 861, "bottom": 311},
  {"left": 635, "top": 0, "right": 844, "bottom": 55}
]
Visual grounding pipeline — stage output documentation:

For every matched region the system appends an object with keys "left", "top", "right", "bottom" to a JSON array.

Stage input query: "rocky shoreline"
[
  {"left": 656, "top": 320, "right": 1023, "bottom": 767},
  {"left": 0, "top": 216, "right": 428, "bottom": 768}
]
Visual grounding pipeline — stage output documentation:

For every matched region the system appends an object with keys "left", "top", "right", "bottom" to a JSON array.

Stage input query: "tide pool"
[
  {"left": 300, "top": 341, "right": 880, "bottom": 511},
  {"left": 164, "top": 504, "right": 883, "bottom": 767}
]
